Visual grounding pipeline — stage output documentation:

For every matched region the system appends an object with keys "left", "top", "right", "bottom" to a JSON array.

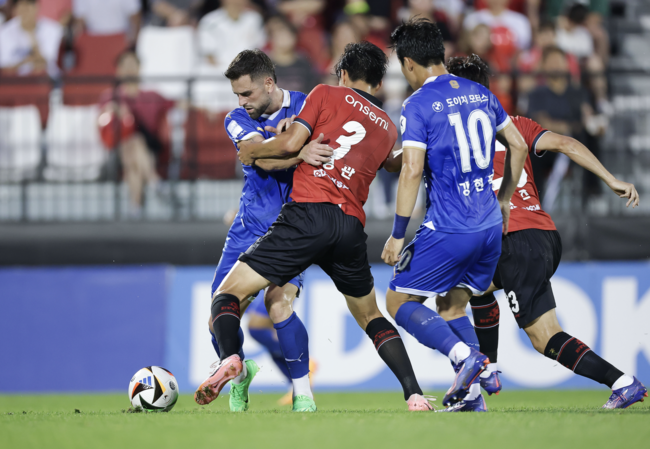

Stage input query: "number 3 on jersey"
[
  {"left": 448, "top": 110, "right": 493, "bottom": 173},
  {"left": 324, "top": 121, "right": 366, "bottom": 169}
]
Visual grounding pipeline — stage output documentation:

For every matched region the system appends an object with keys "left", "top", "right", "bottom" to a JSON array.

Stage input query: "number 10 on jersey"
[{"left": 448, "top": 110, "right": 493, "bottom": 173}]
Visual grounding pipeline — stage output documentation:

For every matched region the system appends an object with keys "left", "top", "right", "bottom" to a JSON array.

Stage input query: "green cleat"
[
  {"left": 228, "top": 359, "right": 259, "bottom": 412},
  {"left": 292, "top": 395, "right": 317, "bottom": 412}
]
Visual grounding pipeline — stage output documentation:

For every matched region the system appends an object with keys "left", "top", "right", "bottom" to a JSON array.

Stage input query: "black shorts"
[
  {"left": 493, "top": 229, "right": 562, "bottom": 328},
  {"left": 239, "top": 202, "right": 374, "bottom": 298}
]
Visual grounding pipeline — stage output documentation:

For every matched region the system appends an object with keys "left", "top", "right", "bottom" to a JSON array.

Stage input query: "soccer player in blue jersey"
[
  {"left": 381, "top": 18, "right": 529, "bottom": 411},
  {"left": 206, "top": 50, "right": 332, "bottom": 412}
]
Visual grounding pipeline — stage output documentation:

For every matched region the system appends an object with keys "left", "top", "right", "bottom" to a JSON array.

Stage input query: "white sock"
[
  {"left": 231, "top": 361, "right": 248, "bottom": 385},
  {"left": 291, "top": 374, "right": 313, "bottom": 400},
  {"left": 449, "top": 342, "right": 471, "bottom": 365},
  {"left": 464, "top": 383, "right": 481, "bottom": 401},
  {"left": 480, "top": 363, "right": 498, "bottom": 378},
  {"left": 611, "top": 374, "right": 634, "bottom": 391}
]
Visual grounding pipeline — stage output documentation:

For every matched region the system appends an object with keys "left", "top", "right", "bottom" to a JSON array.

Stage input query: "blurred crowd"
[{"left": 0, "top": 0, "right": 615, "bottom": 217}]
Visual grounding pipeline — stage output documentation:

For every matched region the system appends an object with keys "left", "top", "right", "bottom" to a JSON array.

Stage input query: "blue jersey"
[
  {"left": 224, "top": 89, "right": 307, "bottom": 236},
  {"left": 400, "top": 74, "right": 510, "bottom": 233}
]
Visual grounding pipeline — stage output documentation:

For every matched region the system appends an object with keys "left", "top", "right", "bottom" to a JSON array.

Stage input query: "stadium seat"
[
  {"left": 0, "top": 74, "right": 51, "bottom": 127},
  {"left": 0, "top": 106, "right": 42, "bottom": 182},
  {"left": 136, "top": 26, "right": 196, "bottom": 100},
  {"left": 181, "top": 109, "right": 237, "bottom": 180},
  {"left": 43, "top": 105, "right": 107, "bottom": 181},
  {"left": 63, "top": 33, "right": 128, "bottom": 106}
]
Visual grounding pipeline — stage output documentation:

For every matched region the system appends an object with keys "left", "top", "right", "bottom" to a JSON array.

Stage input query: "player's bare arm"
[
  {"left": 381, "top": 147, "right": 424, "bottom": 266},
  {"left": 237, "top": 121, "right": 311, "bottom": 163},
  {"left": 536, "top": 132, "right": 639, "bottom": 208},
  {"left": 382, "top": 148, "right": 404, "bottom": 173},
  {"left": 496, "top": 123, "right": 528, "bottom": 234}
]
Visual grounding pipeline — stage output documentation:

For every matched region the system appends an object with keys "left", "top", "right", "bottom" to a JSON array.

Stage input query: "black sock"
[
  {"left": 470, "top": 293, "right": 500, "bottom": 363},
  {"left": 211, "top": 293, "right": 242, "bottom": 361},
  {"left": 365, "top": 317, "right": 423, "bottom": 400},
  {"left": 544, "top": 331, "right": 624, "bottom": 388}
]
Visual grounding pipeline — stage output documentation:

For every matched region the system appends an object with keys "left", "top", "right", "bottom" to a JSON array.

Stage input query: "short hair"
[
  {"left": 390, "top": 17, "right": 446, "bottom": 67},
  {"left": 267, "top": 14, "right": 298, "bottom": 37},
  {"left": 224, "top": 49, "right": 277, "bottom": 83},
  {"left": 542, "top": 45, "right": 567, "bottom": 63},
  {"left": 567, "top": 3, "right": 589, "bottom": 25},
  {"left": 446, "top": 54, "right": 491, "bottom": 89},
  {"left": 115, "top": 48, "right": 139, "bottom": 67},
  {"left": 538, "top": 19, "right": 556, "bottom": 33},
  {"left": 334, "top": 41, "right": 388, "bottom": 88}
]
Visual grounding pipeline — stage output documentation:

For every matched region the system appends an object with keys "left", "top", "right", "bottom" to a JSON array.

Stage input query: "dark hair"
[
  {"left": 334, "top": 41, "right": 388, "bottom": 88},
  {"left": 446, "top": 54, "right": 490, "bottom": 89},
  {"left": 542, "top": 45, "right": 567, "bottom": 63},
  {"left": 115, "top": 48, "right": 139, "bottom": 67},
  {"left": 567, "top": 3, "right": 589, "bottom": 25},
  {"left": 538, "top": 19, "right": 556, "bottom": 33},
  {"left": 224, "top": 49, "right": 277, "bottom": 83},
  {"left": 390, "top": 17, "right": 446, "bottom": 67},
  {"left": 267, "top": 14, "right": 298, "bottom": 37}
]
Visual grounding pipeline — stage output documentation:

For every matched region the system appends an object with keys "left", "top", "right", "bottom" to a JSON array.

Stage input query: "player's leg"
[
  {"left": 343, "top": 288, "right": 432, "bottom": 410},
  {"left": 247, "top": 302, "right": 292, "bottom": 382},
  {"left": 195, "top": 261, "right": 271, "bottom": 405},
  {"left": 469, "top": 284, "right": 502, "bottom": 395}
]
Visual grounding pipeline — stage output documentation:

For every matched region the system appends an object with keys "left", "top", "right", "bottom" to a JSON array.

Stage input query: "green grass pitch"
[{"left": 1, "top": 391, "right": 648, "bottom": 449}]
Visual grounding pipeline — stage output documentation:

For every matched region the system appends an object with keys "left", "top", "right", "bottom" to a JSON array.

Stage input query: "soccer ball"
[{"left": 128, "top": 366, "right": 179, "bottom": 412}]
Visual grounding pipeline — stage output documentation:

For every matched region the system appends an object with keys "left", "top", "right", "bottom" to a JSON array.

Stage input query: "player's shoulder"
[{"left": 225, "top": 108, "right": 261, "bottom": 141}]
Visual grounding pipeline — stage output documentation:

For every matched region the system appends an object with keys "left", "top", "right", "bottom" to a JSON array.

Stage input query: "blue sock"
[
  {"left": 209, "top": 328, "right": 245, "bottom": 361},
  {"left": 394, "top": 301, "right": 460, "bottom": 357},
  {"left": 447, "top": 316, "right": 480, "bottom": 375},
  {"left": 273, "top": 312, "right": 310, "bottom": 379},
  {"left": 249, "top": 327, "right": 291, "bottom": 381}
]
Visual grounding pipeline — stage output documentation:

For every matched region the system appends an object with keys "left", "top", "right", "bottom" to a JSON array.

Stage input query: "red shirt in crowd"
[
  {"left": 293, "top": 84, "right": 397, "bottom": 227},
  {"left": 99, "top": 88, "right": 174, "bottom": 137},
  {"left": 492, "top": 115, "right": 557, "bottom": 233}
]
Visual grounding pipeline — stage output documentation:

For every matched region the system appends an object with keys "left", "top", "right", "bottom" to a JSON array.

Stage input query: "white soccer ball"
[{"left": 128, "top": 366, "right": 179, "bottom": 412}]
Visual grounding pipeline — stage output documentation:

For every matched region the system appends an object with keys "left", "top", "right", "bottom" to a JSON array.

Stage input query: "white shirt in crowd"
[
  {"left": 0, "top": 16, "right": 63, "bottom": 76},
  {"left": 73, "top": 0, "right": 140, "bottom": 35},
  {"left": 463, "top": 8, "right": 532, "bottom": 50},
  {"left": 556, "top": 26, "right": 594, "bottom": 59},
  {"left": 198, "top": 8, "right": 266, "bottom": 71}
]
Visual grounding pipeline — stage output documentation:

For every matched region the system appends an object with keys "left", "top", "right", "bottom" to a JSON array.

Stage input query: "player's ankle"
[
  {"left": 611, "top": 374, "right": 634, "bottom": 391},
  {"left": 449, "top": 342, "right": 471, "bottom": 365},
  {"left": 292, "top": 374, "right": 313, "bottom": 400},
  {"left": 231, "top": 362, "right": 248, "bottom": 384}
]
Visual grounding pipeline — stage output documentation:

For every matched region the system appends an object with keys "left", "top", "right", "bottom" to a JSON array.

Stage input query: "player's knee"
[
  {"left": 385, "top": 289, "right": 405, "bottom": 319},
  {"left": 264, "top": 291, "right": 294, "bottom": 324}
]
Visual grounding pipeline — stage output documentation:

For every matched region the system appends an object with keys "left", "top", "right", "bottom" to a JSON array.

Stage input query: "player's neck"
[
  {"left": 264, "top": 87, "right": 285, "bottom": 116},
  {"left": 343, "top": 80, "right": 377, "bottom": 97},
  {"left": 413, "top": 64, "right": 448, "bottom": 90}
]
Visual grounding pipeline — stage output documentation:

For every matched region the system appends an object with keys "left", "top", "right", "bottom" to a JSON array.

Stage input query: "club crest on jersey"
[
  {"left": 432, "top": 102, "right": 444, "bottom": 112},
  {"left": 450, "top": 80, "right": 460, "bottom": 89}
]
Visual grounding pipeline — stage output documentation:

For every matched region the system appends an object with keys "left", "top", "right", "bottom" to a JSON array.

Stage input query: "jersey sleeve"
[
  {"left": 400, "top": 101, "right": 427, "bottom": 151},
  {"left": 224, "top": 109, "right": 263, "bottom": 147},
  {"left": 511, "top": 116, "right": 549, "bottom": 157},
  {"left": 294, "top": 84, "right": 329, "bottom": 136},
  {"left": 489, "top": 91, "right": 511, "bottom": 132}
]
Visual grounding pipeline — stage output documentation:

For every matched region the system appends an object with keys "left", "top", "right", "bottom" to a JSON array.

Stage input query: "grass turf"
[{"left": 1, "top": 391, "right": 648, "bottom": 449}]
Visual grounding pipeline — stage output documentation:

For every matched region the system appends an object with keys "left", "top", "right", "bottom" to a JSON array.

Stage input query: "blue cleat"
[
  {"left": 602, "top": 377, "right": 648, "bottom": 409},
  {"left": 480, "top": 370, "right": 502, "bottom": 396},
  {"left": 439, "top": 394, "right": 487, "bottom": 412},
  {"left": 443, "top": 348, "right": 489, "bottom": 406}
]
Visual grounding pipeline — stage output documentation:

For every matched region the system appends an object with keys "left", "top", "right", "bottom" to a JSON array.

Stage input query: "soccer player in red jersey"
[
  {"left": 447, "top": 55, "right": 647, "bottom": 409},
  {"left": 195, "top": 42, "right": 433, "bottom": 412}
]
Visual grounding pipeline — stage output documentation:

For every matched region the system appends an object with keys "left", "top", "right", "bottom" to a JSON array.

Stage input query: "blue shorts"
[
  {"left": 389, "top": 223, "right": 502, "bottom": 297},
  {"left": 211, "top": 217, "right": 303, "bottom": 318}
]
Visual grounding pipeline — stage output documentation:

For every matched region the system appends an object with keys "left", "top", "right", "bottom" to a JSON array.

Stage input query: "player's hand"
[
  {"left": 382, "top": 236, "right": 404, "bottom": 266},
  {"left": 607, "top": 179, "right": 639, "bottom": 208},
  {"left": 299, "top": 133, "right": 333, "bottom": 166},
  {"left": 237, "top": 140, "right": 255, "bottom": 166},
  {"left": 499, "top": 199, "right": 511, "bottom": 235},
  {"left": 265, "top": 115, "right": 296, "bottom": 135}
]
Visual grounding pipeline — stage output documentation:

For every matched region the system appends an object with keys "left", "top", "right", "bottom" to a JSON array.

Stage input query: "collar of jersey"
[
  {"left": 260, "top": 89, "right": 291, "bottom": 120},
  {"left": 348, "top": 87, "right": 384, "bottom": 109},
  {"left": 422, "top": 73, "right": 456, "bottom": 86}
]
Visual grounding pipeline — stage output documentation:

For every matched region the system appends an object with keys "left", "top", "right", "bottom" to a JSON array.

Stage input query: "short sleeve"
[
  {"left": 224, "top": 110, "right": 263, "bottom": 147},
  {"left": 490, "top": 91, "right": 511, "bottom": 132},
  {"left": 400, "top": 100, "right": 427, "bottom": 150},
  {"left": 511, "top": 116, "right": 548, "bottom": 157},
  {"left": 294, "top": 84, "right": 328, "bottom": 136}
]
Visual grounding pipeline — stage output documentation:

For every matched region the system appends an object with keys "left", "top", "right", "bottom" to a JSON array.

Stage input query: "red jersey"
[
  {"left": 293, "top": 85, "right": 397, "bottom": 226},
  {"left": 492, "top": 116, "right": 556, "bottom": 233}
]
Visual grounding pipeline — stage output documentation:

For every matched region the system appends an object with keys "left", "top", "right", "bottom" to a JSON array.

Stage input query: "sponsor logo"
[
  {"left": 432, "top": 101, "right": 444, "bottom": 112},
  {"left": 169, "top": 381, "right": 176, "bottom": 391},
  {"left": 226, "top": 120, "right": 245, "bottom": 138},
  {"left": 313, "top": 169, "right": 327, "bottom": 178},
  {"left": 138, "top": 376, "right": 154, "bottom": 387},
  {"left": 344, "top": 95, "right": 388, "bottom": 130}
]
